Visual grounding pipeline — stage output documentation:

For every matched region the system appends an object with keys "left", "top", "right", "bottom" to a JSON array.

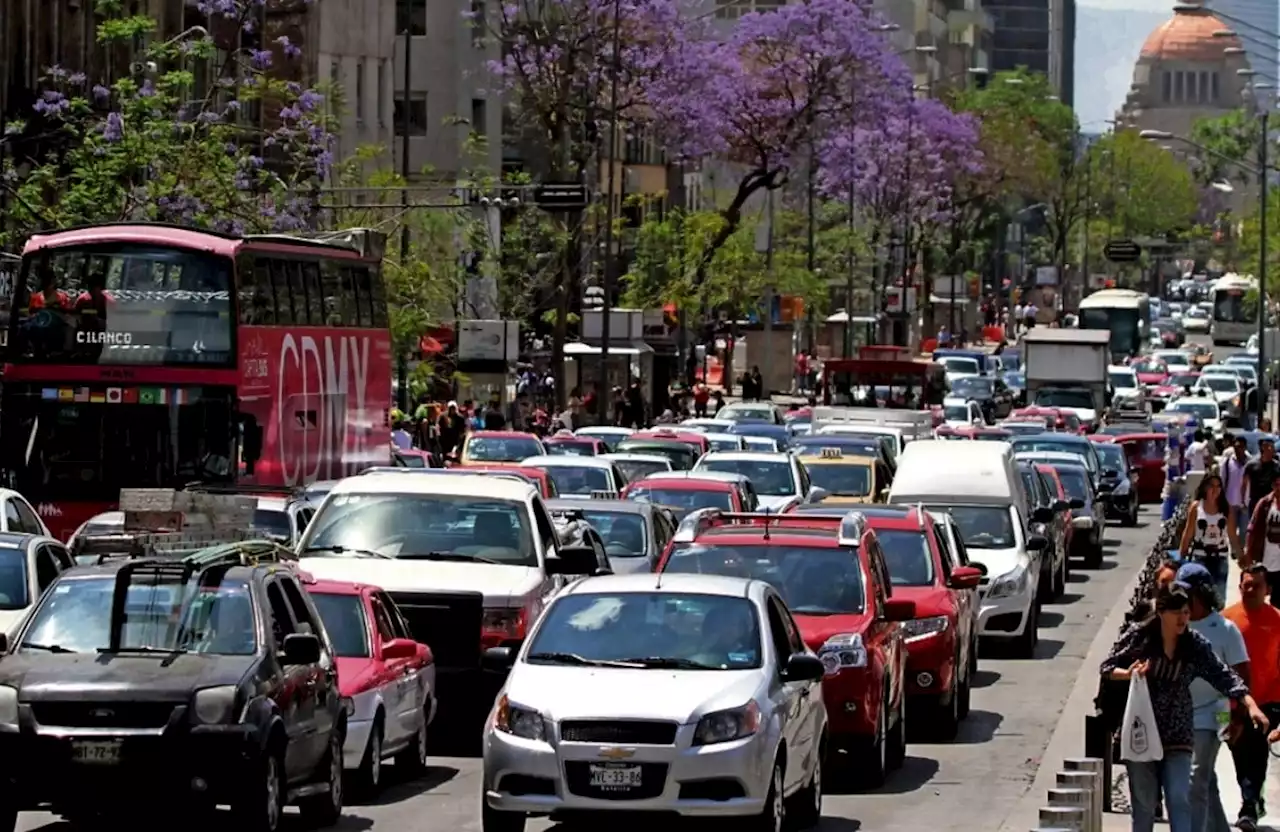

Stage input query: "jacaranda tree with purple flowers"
[{"left": 0, "top": 0, "right": 334, "bottom": 248}]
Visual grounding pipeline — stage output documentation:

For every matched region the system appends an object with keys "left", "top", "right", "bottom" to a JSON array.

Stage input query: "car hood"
[
  {"left": 506, "top": 663, "right": 762, "bottom": 724},
  {"left": 0, "top": 609, "right": 27, "bottom": 639},
  {"left": 891, "top": 585, "right": 952, "bottom": 617},
  {"left": 757, "top": 495, "right": 798, "bottom": 511},
  {"left": 1137, "top": 374, "right": 1167, "bottom": 385},
  {"left": 1058, "top": 406, "right": 1097, "bottom": 423},
  {"left": 0, "top": 653, "right": 255, "bottom": 700},
  {"left": 606, "top": 556, "right": 653, "bottom": 575},
  {"left": 336, "top": 656, "right": 381, "bottom": 697},
  {"left": 794, "top": 612, "right": 874, "bottom": 649},
  {"left": 962, "top": 545, "right": 1027, "bottom": 581},
  {"left": 300, "top": 557, "right": 545, "bottom": 607}
]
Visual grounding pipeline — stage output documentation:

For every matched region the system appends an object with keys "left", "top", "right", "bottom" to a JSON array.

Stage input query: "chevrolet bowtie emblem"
[{"left": 597, "top": 747, "right": 636, "bottom": 760}]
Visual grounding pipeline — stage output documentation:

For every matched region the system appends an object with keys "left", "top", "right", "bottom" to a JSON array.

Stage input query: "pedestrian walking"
[
  {"left": 1178, "top": 474, "right": 1241, "bottom": 601},
  {"left": 1224, "top": 564, "right": 1280, "bottom": 831},
  {"left": 1100, "top": 583, "right": 1267, "bottom": 832},
  {"left": 1179, "top": 563, "right": 1248, "bottom": 832},
  {"left": 1222, "top": 436, "right": 1252, "bottom": 542},
  {"left": 1244, "top": 466, "right": 1280, "bottom": 607},
  {"left": 1243, "top": 436, "right": 1280, "bottom": 522}
]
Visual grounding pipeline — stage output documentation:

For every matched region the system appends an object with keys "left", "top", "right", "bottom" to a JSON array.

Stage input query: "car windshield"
[
  {"left": 251, "top": 508, "right": 292, "bottom": 540},
  {"left": 698, "top": 459, "right": 796, "bottom": 496},
  {"left": 744, "top": 437, "right": 780, "bottom": 451},
  {"left": 627, "top": 486, "right": 732, "bottom": 517},
  {"left": 923, "top": 505, "right": 1015, "bottom": 549},
  {"left": 875, "top": 529, "right": 935, "bottom": 587},
  {"left": 576, "top": 509, "right": 648, "bottom": 558},
  {"left": 664, "top": 544, "right": 865, "bottom": 614},
  {"left": 1109, "top": 372, "right": 1138, "bottom": 389},
  {"left": 1034, "top": 389, "right": 1094, "bottom": 409},
  {"left": 793, "top": 439, "right": 878, "bottom": 457},
  {"left": 952, "top": 377, "right": 993, "bottom": 398},
  {"left": 21, "top": 572, "right": 256, "bottom": 655},
  {"left": 546, "top": 441, "right": 596, "bottom": 457},
  {"left": 0, "top": 549, "right": 29, "bottom": 611},
  {"left": 608, "top": 458, "right": 670, "bottom": 481},
  {"left": 1053, "top": 467, "right": 1091, "bottom": 501},
  {"left": 1013, "top": 440, "right": 1095, "bottom": 472},
  {"left": 1158, "top": 353, "right": 1191, "bottom": 368},
  {"left": 942, "top": 357, "right": 981, "bottom": 375},
  {"left": 464, "top": 436, "right": 543, "bottom": 462},
  {"left": 1167, "top": 374, "right": 1200, "bottom": 388},
  {"left": 805, "top": 464, "right": 873, "bottom": 496},
  {"left": 526, "top": 591, "right": 763, "bottom": 670},
  {"left": 707, "top": 436, "right": 744, "bottom": 451},
  {"left": 1169, "top": 401, "right": 1218, "bottom": 421},
  {"left": 1200, "top": 376, "right": 1238, "bottom": 392},
  {"left": 720, "top": 406, "right": 775, "bottom": 422},
  {"left": 615, "top": 441, "right": 697, "bottom": 470},
  {"left": 300, "top": 492, "right": 537, "bottom": 565},
  {"left": 1004, "top": 373, "right": 1025, "bottom": 387},
  {"left": 309, "top": 592, "right": 370, "bottom": 658},
  {"left": 943, "top": 404, "right": 970, "bottom": 422},
  {"left": 998, "top": 422, "right": 1049, "bottom": 436},
  {"left": 1095, "top": 444, "right": 1125, "bottom": 471},
  {"left": 535, "top": 465, "right": 611, "bottom": 495},
  {"left": 1131, "top": 361, "right": 1165, "bottom": 375}
]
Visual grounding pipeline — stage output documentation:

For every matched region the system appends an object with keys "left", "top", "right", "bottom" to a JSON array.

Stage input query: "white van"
[{"left": 887, "top": 440, "right": 1048, "bottom": 657}]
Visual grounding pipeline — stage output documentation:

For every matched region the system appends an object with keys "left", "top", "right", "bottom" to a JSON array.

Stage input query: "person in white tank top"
[{"left": 1179, "top": 473, "right": 1241, "bottom": 600}]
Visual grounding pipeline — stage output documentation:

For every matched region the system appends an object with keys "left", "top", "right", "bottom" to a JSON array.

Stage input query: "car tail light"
[{"left": 482, "top": 607, "right": 527, "bottom": 644}]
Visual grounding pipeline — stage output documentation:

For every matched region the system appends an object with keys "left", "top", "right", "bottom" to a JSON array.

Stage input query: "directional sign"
[
  {"left": 1104, "top": 239, "right": 1142, "bottom": 263},
  {"left": 533, "top": 183, "right": 590, "bottom": 211}
]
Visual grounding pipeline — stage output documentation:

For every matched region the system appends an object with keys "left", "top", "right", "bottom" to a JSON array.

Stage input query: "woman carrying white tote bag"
[{"left": 1101, "top": 585, "right": 1268, "bottom": 832}]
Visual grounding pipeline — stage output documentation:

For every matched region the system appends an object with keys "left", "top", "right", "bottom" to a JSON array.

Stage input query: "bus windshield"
[
  {"left": 1213, "top": 290, "right": 1254, "bottom": 323},
  {"left": 0, "top": 387, "right": 237, "bottom": 502},
  {"left": 12, "top": 244, "right": 234, "bottom": 366},
  {"left": 1080, "top": 307, "right": 1141, "bottom": 357}
]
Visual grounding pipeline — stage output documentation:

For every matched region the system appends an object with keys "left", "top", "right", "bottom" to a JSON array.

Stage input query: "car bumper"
[
  {"left": 905, "top": 632, "right": 956, "bottom": 697},
  {"left": 821, "top": 670, "right": 879, "bottom": 739},
  {"left": 344, "top": 717, "right": 375, "bottom": 769},
  {"left": 483, "top": 724, "right": 775, "bottom": 817},
  {"left": 977, "top": 585, "right": 1034, "bottom": 639},
  {"left": 1105, "top": 491, "right": 1133, "bottom": 518}
]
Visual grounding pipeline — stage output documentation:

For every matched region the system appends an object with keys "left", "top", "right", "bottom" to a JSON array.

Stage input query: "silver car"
[{"left": 480, "top": 573, "right": 828, "bottom": 831}]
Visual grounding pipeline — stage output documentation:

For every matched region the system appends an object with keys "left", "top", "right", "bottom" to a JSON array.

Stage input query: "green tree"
[
  {"left": 1189, "top": 108, "right": 1260, "bottom": 188},
  {"left": 1082, "top": 129, "right": 1198, "bottom": 242}
]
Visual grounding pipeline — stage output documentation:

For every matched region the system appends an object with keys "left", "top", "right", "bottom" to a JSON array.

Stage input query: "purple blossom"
[
  {"left": 33, "top": 89, "right": 70, "bottom": 117},
  {"left": 68, "top": 73, "right": 87, "bottom": 86},
  {"left": 92, "top": 85, "right": 111, "bottom": 103},
  {"left": 249, "top": 49, "right": 273, "bottom": 71},
  {"left": 296, "top": 90, "right": 323, "bottom": 112},
  {"left": 275, "top": 36, "right": 303, "bottom": 60},
  {"left": 138, "top": 80, "right": 156, "bottom": 98},
  {"left": 102, "top": 111, "right": 125, "bottom": 142}
]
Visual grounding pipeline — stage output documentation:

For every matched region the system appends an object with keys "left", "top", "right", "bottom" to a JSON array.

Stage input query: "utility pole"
[
  {"left": 763, "top": 190, "right": 776, "bottom": 397},
  {"left": 806, "top": 139, "right": 817, "bottom": 354},
  {"left": 1082, "top": 148, "right": 1091, "bottom": 300},
  {"left": 1259, "top": 109, "right": 1269, "bottom": 425},
  {"left": 599, "top": 0, "right": 621, "bottom": 391},
  {"left": 397, "top": 1, "right": 413, "bottom": 411},
  {"left": 845, "top": 181, "right": 856, "bottom": 358}
]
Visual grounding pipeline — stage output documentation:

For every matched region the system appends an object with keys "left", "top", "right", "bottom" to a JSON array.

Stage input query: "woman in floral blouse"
[{"left": 1101, "top": 584, "right": 1270, "bottom": 832}]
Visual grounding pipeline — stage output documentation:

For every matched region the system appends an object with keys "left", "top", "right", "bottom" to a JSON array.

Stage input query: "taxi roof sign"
[{"left": 820, "top": 447, "right": 843, "bottom": 459}]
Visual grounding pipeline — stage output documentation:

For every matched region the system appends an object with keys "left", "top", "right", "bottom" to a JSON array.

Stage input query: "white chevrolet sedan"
[{"left": 480, "top": 573, "right": 828, "bottom": 832}]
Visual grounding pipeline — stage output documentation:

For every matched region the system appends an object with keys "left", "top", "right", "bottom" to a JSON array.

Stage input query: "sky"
[{"left": 1074, "top": 2, "right": 1171, "bottom": 129}]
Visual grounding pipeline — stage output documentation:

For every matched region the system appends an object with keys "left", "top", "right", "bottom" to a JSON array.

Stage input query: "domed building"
[{"left": 1116, "top": 5, "right": 1251, "bottom": 139}]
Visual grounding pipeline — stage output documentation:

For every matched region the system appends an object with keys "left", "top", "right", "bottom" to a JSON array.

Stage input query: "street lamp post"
[{"left": 599, "top": 0, "right": 622, "bottom": 393}]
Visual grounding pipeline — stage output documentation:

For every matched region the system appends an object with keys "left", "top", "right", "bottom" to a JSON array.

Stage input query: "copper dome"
[{"left": 1140, "top": 6, "right": 1240, "bottom": 62}]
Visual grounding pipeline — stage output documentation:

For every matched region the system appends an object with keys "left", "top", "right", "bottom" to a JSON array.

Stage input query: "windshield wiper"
[
  {"left": 396, "top": 551, "right": 502, "bottom": 565},
  {"left": 614, "top": 656, "right": 718, "bottom": 670},
  {"left": 526, "top": 652, "right": 643, "bottom": 668},
  {"left": 97, "top": 645, "right": 186, "bottom": 655},
  {"left": 298, "top": 545, "right": 394, "bottom": 560},
  {"left": 19, "top": 642, "right": 74, "bottom": 654}
]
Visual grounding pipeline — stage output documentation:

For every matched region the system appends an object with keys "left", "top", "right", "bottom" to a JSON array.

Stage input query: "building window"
[
  {"left": 396, "top": 0, "right": 426, "bottom": 36},
  {"left": 355, "top": 61, "right": 366, "bottom": 125},
  {"left": 1174, "top": 71, "right": 1184, "bottom": 102},
  {"left": 470, "top": 0, "right": 486, "bottom": 46},
  {"left": 1212, "top": 71, "right": 1220, "bottom": 101},
  {"left": 377, "top": 61, "right": 387, "bottom": 126},
  {"left": 394, "top": 96, "right": 428, "bottom": 136},
  {"left": 471, "top": 98, "right": 487, "bottom": 138},
  {"left": 1162, "top": 71, "right": 1171, "bottom": 103}
]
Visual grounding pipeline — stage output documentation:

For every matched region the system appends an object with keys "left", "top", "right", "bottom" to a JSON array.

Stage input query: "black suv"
[{"left": 0, "top": 539, "right": 346, "bottom": 831}]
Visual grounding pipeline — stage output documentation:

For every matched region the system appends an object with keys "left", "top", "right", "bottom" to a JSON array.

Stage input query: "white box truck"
[{"left": 1021, "top": 329, "right": 1111, "bottom": 427}]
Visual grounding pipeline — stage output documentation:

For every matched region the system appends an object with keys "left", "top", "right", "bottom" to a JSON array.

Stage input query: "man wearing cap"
[{"left": 1180, "top": 562, "right": 1249, "bottom": 832}]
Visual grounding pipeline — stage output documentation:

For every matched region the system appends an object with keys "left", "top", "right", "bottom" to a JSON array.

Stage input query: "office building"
[{"left": 985, "top": 0, "right": 1074, "bottom": 104}]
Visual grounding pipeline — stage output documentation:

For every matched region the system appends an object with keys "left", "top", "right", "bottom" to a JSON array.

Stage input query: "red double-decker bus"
[{"left": 0, "top": 223, "right": 394, "bottom": 538}]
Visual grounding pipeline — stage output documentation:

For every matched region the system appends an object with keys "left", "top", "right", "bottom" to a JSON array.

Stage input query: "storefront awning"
[
  {"left": 564, "top": 341, "right": 654, "bottom": 356},
  {"left": 825, "top": 311, "right": 880, "bottom": 324}
]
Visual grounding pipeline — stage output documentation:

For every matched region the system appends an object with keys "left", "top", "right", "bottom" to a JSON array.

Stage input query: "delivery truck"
[{"left": 1021, "top": 329, "right": 1111, "bottom": 429}]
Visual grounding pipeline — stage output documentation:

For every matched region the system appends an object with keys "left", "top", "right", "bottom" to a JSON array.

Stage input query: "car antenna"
[{"left": 761, "top": 507, "right": 771, "bottom": 542}]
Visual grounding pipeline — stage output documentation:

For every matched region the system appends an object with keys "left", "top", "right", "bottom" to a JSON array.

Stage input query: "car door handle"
[{"left": 798, "top": 686, "right": 811, "bottom": 700}]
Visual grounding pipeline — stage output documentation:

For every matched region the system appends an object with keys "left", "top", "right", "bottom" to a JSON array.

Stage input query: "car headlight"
[
  {"left": 494, "top": 694, "right": 545, "bottom": 741},
  {"left": 818, "top": 633, "right": 867, "bottom": 675},
  {"left": 193, "top": 685, "right": 239, "bottom": 725},
  {"left": 693, "top": 701, "right": 761, "bottom": 746},
  {"left": 901, "top": 616, "right": 949, "bottom": 642},
  {"left": 0, "top": 686, "right": 17, "bottom": 726},
  {"left": 987, "top": 566, "right": 1029, "bottom": 600}
]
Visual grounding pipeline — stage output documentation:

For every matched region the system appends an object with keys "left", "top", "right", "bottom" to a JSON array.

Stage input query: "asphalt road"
[{"left": 11, "top": 511, "right": 1161, "bottom": 832}]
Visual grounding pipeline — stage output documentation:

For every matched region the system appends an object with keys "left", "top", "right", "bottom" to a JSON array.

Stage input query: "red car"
[
  {"left": 620, "top": 473, "right": 747, "bottom": 518},
  {"left": 629, "top": 428, "right": 712, "bottom": 458},
  {"left": 543, "top": 434, "right": 606, "bottom": 457},
  {"left": 858, "top": 506, "right": 983, "bottom": 738},
  {"left": 1114, "top": 433, "right": 1169, "bottom": 504},
  {"left": 304, "top": 578, "right": 436, "bottom": 794},
  {"left": 1011, "top": 406, "right": 1084, "bottom": 434},
  {"left": 1130, "top": 358, "right": 1169, "bottom": 388},
  {"left": 1150, "top": 371, "right": 1201, "bottom": 411},
  {"left": 656, "top": 510, "right": 914, "bottom": 786},
  {"left": 1086, "top": 434, "right": 1116, "bottom": 444},
  {"left": 453, "top": 463, "right": 559, "bottom": 498}
]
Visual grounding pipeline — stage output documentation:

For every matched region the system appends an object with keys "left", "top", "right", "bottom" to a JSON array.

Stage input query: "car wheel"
[
  {"left": 886, "top": 691, "right": 907, "bottom": 770},
  {"left": 1086, "top": 537, "right": 1104, "bottom": 569},
  {"left": 969, "top": 635, "right": 979, "bottom": 674},
  {"left": 789, "top": 739, "right": 824, "bottom": 829},
  {"left": 1128, "top": 500, "right": 1140, "bottom": 527},
  {"left": 234, "top": 751, "right": 285, "bottom": 832},
  {"left": 1015, "top": 601, "right": 1039, "bottom": 658},
  {"left": 957, "top": 669, "right": 972, "bottom": 720},
  {"left": 481, "top": 801, "right": 527, "bottom": 832},
  {"left": 935, "top": 669, "right": 960, "bottom": 740},
  {"left": 751, "top": 758, "right": 786, "bottom": 832},
  {"left": 860, "top": 700, "right": 888, "bottom": 788},
  {"left": 1050, "top": 549, "right": 1065, "bottom": 598},
  {"left": 353, "top": 719, "right": 383, "bottom": 795},
  {"left": 299, "top": 730, "right": 344, "bottom": 827},
  {"left": 395, "top": 706, "right": 430, "bottom": 776}
]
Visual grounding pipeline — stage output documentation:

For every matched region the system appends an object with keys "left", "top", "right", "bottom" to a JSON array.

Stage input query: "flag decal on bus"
[{"left": 106, "top": 388, "right": 123, "bottom": 404}]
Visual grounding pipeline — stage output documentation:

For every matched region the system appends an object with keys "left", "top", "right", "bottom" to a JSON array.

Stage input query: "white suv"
[{"left": 296, "top": 472, "right": 603, "bottom": 694}]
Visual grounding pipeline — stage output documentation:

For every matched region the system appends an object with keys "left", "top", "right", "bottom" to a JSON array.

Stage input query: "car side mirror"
[
  {"left": 482, "top": 645, "right": 516, "bottom": 672},
  {"left": 381, "top": 637, "right": 418, "bottom": 661},
  {"left": 883, "top": 597, "right": 917, "bottom": 622},
  {"left": 1069, "top": 497, "right": 1085, "bottom": 509},
  {"left": 968, "top": 561, "right": 989, "bottom": 576},
  {"left": 548, "top": 545, "right": 599, "bottom": 576},
  {"left": 781, "top": 652, "right": 825, "bottom": 683},
  {"left": 1053, "top": 499, "right": 1070, "bottom": 512},
  {"left": 282, "top": 633, "right": 321, "bottom": 665},
  {"left": 806, "top": 487, "right": 829, "bottom": 504},
  {"left": 949, "top": 565, "right": 983, "bottom": 589},
  {"left": 1025, "top": 534, "right": 1049, "bottom": 552},
  {"left": 1032, "top": 506, "right": 1054, "bottom": 523}
]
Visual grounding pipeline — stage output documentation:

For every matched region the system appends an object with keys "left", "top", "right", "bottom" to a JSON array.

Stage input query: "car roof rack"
[{"left": 672, "top": 508, "right": 868, "bottom": 544}]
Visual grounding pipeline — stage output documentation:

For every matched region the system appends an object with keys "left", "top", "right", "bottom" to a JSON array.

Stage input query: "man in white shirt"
[
  {"left": 1223, "top": 434, "right": 1252, "bottom": 540},
  {"left": 1013, "top": 303, "right": 1025, "bottom": 332}
]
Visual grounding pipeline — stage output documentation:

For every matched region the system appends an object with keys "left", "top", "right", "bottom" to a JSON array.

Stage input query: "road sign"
[
  {"left": 533, "top": 183, "right": 590, "bottom": 211},
  {"left": 1104, "top": 239, "right": 1142, "bottom": 262}
]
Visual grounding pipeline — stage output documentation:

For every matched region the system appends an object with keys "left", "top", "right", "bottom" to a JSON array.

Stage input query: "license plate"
[
  {"left": 589, "top": 763, "right": 642, "bottom": 789},
  {"left": 71, "top": 740, "right": 121, "bottom": 764}
]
